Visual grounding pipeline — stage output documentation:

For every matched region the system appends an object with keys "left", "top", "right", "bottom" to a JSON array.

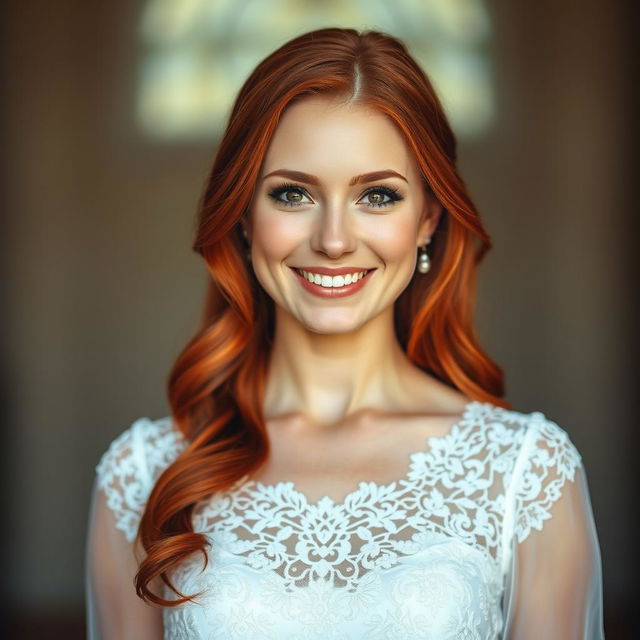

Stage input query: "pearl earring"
[{"left": 417, "top": 238, "right": 431, "bottom": 274}]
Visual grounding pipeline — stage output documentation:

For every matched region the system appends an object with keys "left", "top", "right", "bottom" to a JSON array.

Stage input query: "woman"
[{"left": 86, "top": 28, "right": 604, "bottom": 639}]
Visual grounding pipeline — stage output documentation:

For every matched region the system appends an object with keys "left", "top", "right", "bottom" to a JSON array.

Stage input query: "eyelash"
[{"left": 267, "top": 182, "right": 404, "bottom": 209}]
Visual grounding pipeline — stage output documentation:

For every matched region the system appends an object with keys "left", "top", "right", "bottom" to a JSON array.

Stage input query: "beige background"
[{"left": 1, "top": 0, "right": 636, "bottom": 636}]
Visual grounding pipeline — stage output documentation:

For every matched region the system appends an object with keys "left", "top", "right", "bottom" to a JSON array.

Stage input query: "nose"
[{"left": 309, "top": 203, "right": 357, "bottom": 259}]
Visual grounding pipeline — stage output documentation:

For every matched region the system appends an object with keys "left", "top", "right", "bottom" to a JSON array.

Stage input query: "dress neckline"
[{"left": 227, "top": 399, "right": 486, "bottom": 509}]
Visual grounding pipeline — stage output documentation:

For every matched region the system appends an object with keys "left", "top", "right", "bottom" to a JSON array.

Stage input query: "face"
[{"left": 246, "top": 95, "right": 441, "bottom": 334}]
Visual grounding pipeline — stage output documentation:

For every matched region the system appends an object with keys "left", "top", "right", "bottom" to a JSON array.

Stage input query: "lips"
[{"left": 289, "top": 266, "right": 376, "bottom": 298}]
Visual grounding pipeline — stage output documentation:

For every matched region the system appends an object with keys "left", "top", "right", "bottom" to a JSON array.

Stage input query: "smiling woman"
[{"left": 86, "top": 28, "right": 604, "bottom": 639}]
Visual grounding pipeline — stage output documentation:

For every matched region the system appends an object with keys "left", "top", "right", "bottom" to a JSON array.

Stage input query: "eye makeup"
[{"left": 266, "top": 182, "right": 404, "bottom": 209}]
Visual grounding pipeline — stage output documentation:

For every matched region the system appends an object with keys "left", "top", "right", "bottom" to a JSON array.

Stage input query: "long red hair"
[{"left": 135, "top": 27, "right": 509, "bottom": 606}]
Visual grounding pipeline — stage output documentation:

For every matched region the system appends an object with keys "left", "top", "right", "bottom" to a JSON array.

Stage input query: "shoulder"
[
  {"left": 94, "top": 415, "right": 188, "bottom": 542},
  {"left": 478, "top": 402, "right": 582, "bottom": 474},
  {"left": 477, "top": 402, "right": 585, "bottom": 542},
  {"left": 96, "top": 415, "right": 188, "bottom": 489}
]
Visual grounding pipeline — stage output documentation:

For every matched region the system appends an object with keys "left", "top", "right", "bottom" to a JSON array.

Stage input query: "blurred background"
[{"left": 1, "top": 0, "right": 637, "bottom": 637}]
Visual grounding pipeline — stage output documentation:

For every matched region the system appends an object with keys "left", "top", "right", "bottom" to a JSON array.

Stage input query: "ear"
[{"left": 416, "top": 195, "right": 443, "bottom": 247}]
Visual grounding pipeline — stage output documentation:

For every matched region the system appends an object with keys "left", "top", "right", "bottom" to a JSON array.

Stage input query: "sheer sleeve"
[
  {"left": 500, "top": 415, "right": 604, "bottom": 639},
  {"left": 86, "top": 477, "right": 163, "bottom": 639},
  {"left": 85, "top": 417, "right": 186, "bottom": 640}
]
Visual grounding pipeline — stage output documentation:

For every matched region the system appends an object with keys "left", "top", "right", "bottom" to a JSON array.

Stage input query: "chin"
[{"left": 300, "top": 314, "right": 366, "bottom": 335}]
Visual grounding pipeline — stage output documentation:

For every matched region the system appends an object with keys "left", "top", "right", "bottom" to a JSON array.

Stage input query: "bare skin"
[{"left": 245, "top": 95, "right": 471, "bottom": 501}]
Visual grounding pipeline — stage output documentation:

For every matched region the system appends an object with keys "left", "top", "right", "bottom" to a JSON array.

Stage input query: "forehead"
[{"left": 261, "top": 96, "right": 418, "bottom": 181}]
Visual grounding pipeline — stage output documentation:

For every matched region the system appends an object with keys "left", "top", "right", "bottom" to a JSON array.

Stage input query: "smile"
[{"left": 290, "top": 267, "right": 376, "bottom": 298}]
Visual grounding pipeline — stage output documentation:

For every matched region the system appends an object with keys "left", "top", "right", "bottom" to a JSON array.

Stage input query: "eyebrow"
[{"left": 262, "top": 169, "right": 408, "bottom": 186}]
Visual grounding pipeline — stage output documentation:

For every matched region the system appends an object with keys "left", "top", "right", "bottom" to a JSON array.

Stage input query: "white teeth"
[{"left": 299, "top": 269, "right": 368, "bottom": 288}]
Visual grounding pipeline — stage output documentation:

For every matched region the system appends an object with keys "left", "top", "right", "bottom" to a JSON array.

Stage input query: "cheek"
[
  {"left": 251, "top": 207, "right": 302, "bottom": 259},
  {"left": 367, "top": 216, "right": 418, "bottom": 264}
]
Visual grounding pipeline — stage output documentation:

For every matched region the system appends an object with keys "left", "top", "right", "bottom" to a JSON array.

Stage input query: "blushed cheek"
[
  {"left": 251, "top": 205, "right": 303, "bottom": 264},
  {"left": 368, "top": 216, "right": 418, "bottom": 266}
]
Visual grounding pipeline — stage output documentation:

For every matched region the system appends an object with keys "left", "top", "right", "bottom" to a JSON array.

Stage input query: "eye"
[
  {"left": 266, "top": 183, "right": 404, "bottom": 209},
  {"left": 267, "top": 183, "right": 313, "bottom": 208},
  {"left": 357, "top": 186, "right": 403, "bottom": 208}
]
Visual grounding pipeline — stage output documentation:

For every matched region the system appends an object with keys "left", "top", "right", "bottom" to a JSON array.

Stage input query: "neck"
[{"left": 263, "top": 305, "right": 430, "bottom": 427}]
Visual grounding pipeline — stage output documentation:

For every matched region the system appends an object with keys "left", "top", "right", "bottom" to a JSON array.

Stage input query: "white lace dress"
[{"left": 85, "top": 401, "right": 604, "bottom": 639}]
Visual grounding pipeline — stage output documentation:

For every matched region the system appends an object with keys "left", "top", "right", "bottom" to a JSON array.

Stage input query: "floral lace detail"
[
  {"left": 188, "top": 402, "right": 581, "bottom": 589},
  {"left": 95, "top": 402, "right": 584, "bottom": 639},
  {"left": 511, "top": 412, "right": 582, "bottom": 542},
  {"left": 163, "top": 532, "right": 502, "bottom": 639},
  {"left": 95, "top": 416, "right": 187, "bottom": 542}
]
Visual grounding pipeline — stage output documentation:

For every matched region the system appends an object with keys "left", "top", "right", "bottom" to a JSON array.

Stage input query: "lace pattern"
[
  {"left": 95, "top": 403, "right": 582, "bottom": 558},
  {"left": 511, "top": 413, "right": 582, "bottom": 542},
  {"left": 94, "top": 402, "right": 584, "bottom": 639},
  {"left": 95, "top": 416, "right": 187, "bottom": 542},
  {"left": 185, "top": 403, "right": 579, "bottom": 586}
]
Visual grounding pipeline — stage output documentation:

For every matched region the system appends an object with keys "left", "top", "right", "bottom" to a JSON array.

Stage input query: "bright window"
[{"left": 138, "top": 0, "right": 494, "bottom": 140}]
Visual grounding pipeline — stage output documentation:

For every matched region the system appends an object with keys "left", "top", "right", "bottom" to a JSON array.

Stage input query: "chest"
[
  {"left": 250, "top": 413, "right": 463, "bottom": 504},
  {"left": 160, "top": 413, "right": 526, "bottom": 639},
  {"left": 163, "top": 517, "right": 505, "bottom": 639}
]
